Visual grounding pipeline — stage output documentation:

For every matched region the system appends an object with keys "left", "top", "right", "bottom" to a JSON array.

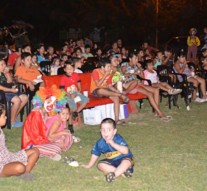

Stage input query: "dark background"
[{"left": 0, "top": 0, "right": 207, "bottom": 48}]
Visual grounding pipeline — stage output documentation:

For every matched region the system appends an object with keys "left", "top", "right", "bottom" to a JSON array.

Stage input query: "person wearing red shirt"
[{"left": 60, "top": 61, "right": 88, "bottom": 142}]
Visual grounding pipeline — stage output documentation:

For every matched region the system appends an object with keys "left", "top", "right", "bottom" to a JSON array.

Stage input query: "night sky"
[{"left": 0, "top": 0, "right": 207, "bottom": 47}]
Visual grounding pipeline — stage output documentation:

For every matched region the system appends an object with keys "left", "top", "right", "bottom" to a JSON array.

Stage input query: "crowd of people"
[{"left": 1, "top": 27, "right": 207, "bottom": 182}]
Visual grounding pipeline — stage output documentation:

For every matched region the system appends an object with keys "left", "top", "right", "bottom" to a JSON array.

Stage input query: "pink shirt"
[
  {"left": 45, "top": 115, "right": 66, "bottom": 136},
  {"left": 144, "top": 70, "right": 159, "bottom": 85}
]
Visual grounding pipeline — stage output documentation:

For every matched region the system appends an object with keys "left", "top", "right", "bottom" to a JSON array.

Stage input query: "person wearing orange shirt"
[
  {"left": 90, "top": 59, "right": 129, "bottom": 126},
  {"left": 15, "top": 52, "right": 42, "bottom": 101}
]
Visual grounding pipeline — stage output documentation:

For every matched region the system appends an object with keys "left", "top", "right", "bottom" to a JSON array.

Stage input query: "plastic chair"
[{"left": 0, "top": 90, "right": 12, "bottom": 129}]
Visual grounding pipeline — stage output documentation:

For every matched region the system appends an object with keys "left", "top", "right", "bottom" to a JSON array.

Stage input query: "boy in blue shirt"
[{"left": 83, "top": 118, "right": 134, "bottom": 183}]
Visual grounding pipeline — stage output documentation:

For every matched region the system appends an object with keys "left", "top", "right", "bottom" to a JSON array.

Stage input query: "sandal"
[
  {"left": 166, "top": 116, "right": 173, "bottom": 120},
  {"left": 160, "top": 116, "right": 171, "bottom": 121},
  {"left": 105, "top": 172, "right": 116, "bottom": 183},
  {"left": 63, "top": 156, "right": 79, "bottom": 167},
  {"left": 116, "top": 120, "right": 126, "bottom": 126},
  {"left": 119, "top": 93, "right": 130, "bottom": 103}
]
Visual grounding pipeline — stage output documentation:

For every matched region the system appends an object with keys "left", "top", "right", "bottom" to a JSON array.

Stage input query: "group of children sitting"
[{"left": 1, "top": 37, "right": 207, "bottom": 182}]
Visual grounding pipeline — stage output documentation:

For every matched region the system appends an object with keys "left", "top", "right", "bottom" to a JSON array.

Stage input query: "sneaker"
[
  {"left": 200, "top": 98, "right": 207, "bottom": 102},
  {"left": 168, "top": 89, "right": 182, "bottom": 95},
  {"left": 105, "top": 172, "right": 116, "bottom": 183},
  {"left": 11, "top": 121, "right": 23, "bottom": 128},
  {"left": 73, "top": 135, "right": 81, "bottom": 143},
  {"left": 160, "top": 116, "right": 172, "bottom": 121},
  {"left": 194, "top": 97, "right": 206, "bottom": 103},
  {"left": 49, "top": 154, "right": 62, "bottom": 161},
  {"left": 186, "top": 105, "right": 190, "bottom": 111},
  {"left": 123, "top": 168, "right": 133, "bottom": 178},
  {"left": 173, "top": 89, "right": 182, "bottom": 95}
]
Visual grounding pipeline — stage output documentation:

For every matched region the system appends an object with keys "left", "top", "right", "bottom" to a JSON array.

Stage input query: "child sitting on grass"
[
  {"left": 45, "top": 105, "right": 73, "bottom": 152},
  {"left": 0, "top": 103, "right": 39, "bottom": 181},
  {"left": 83, "top": 118, "right": 134, "bottom": 183}
]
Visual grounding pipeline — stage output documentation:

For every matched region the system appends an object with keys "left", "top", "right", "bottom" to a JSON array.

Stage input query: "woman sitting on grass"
[{"left": 0, "top": 103, "right": 39, "bottom": 181}]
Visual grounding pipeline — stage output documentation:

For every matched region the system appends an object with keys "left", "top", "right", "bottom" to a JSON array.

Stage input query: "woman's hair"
[
  {"left": 0, "top": 103, "right": 5, "bottom": 116},
  {"left": 101, "top": 118, "right": 116, "bottom": 129}
]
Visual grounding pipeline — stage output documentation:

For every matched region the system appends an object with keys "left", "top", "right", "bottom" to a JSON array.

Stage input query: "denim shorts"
[
  {"left": 67, "top": 92, "right": 89, "bottom": 110},
  {"left": 5, "top": 92, "right": 24, "bottom": 101}
]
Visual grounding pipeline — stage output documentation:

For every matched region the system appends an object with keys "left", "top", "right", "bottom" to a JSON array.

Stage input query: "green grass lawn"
[{"left": 0, "top": 99, "right": 207, "bottom": 191}]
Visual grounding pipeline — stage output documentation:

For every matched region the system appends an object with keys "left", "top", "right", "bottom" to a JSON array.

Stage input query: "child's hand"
[
  {"left": 82, "top": 164, "right": 91, "bottom": 169},
  {"left": 11, "top": 88, "right": 18, "bottom": 93},
  {"left": 104, "top": 71, "right": 111, "bottom": 77},
  {"left": 106, "top": 139, "right": 114, "bottom": 145}
]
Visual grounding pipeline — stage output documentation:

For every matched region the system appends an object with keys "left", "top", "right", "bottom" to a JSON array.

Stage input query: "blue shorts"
[
  {"left": 98, "top": 157, "right": 134, "bottom": 173},
  {"left": 67, "top": 92, "right": 88, "bottom": 111},
  {"left": 5, "top": 92, "right": 24, "bottom": 102}
]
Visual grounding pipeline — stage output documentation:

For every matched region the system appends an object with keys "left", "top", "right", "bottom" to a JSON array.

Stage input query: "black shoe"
[
  {"left": 72, "top": 112, "right": 78, "bottom": 120},
  {"left": 105, "top": 172, "right": 116, "bottom": 183},
  {"left": 123, "top": 168, "right": 133, "bottom": 178},
  {"left": 68, "top": 124, "right": 74, "bottom": 134}
]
